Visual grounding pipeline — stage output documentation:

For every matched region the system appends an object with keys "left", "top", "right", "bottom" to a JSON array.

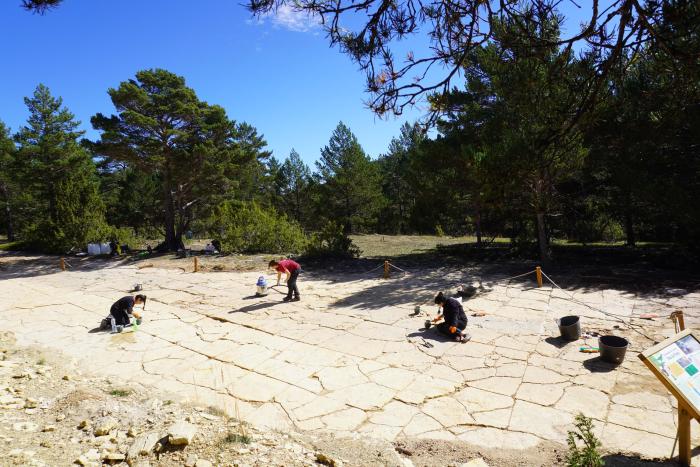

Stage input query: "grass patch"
[
  {"left": 0, "top": 240, "right": 27, "bottom": 251},
  {"left": 163, "top": 399, "right": 174, "bottom": 406},
  {"left": 350, "top": 234, "right": 509, "bottom": 258},
  {"left": 109, "top": 388, "right": 133, "bottom": 397},
  {"left": 221, "top": 432, "right": 251, "bottom": 444},
  {"left": 207, "top": 405, "right": 228, "bottom": 418},
  {"left": 36, "top": 357, "right": 46, "bottom": 365}
]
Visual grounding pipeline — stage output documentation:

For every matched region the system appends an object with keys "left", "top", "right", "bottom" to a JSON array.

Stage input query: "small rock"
[
  {"left": 195, "top": 461, "right": 213, "bottom": 467},
  {"left": 185, "top": 453, "right": 198, "bottom": 467},
  {"left": 126, "top": 431, "right": 160, "bottom": 459},
  {"left": 40, "top": 440, "right": 52, "bottom": 448},
  {"left": 78, "top": 419, "right": 90, "bottom": 429},
  {"left": 168, "top": 421, "right": 197, "bottom": 446},
  {"left": 56, "top": 414, "right": 66, "bottom": 422},
  {"left": 76, "top": 449, "right": 100, "bottom": 466},
  {"left": 316, "top": 453, "right": 336, "bottom": 467},
  {"left": 42, "top": 425, "right": 56, "bottom": 432},
  {"left": 94, "top": 417, "right": 118, "bottom": 436},
  {"left": 460, "top": 460, "right": 490, "bottom": 467},
  {"left": 101, "top": 451, "right": 125, "bottom": 461},
  {"left": 62, "top": 375, "right": 71, "bottom": 381},
  {"left": 24, "top": 398, "right": 38, "bottom": 409}
]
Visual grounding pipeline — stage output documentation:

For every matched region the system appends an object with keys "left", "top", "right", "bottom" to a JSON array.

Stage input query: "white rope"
[
  {"left": 388, "top": 263, "right": 410, "bottom": 273},
  {"left": 540, "top": 269, "right": 655, "bottom": 342},
  {"left": 357, "top": 263, "right": 386, "bottom": 275},
  {"left": 502, "top": 269, "right": 537, "bottom": 282}
]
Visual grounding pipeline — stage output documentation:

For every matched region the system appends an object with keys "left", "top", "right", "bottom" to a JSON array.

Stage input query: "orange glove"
[{"left": 449, "top": 326, "right": 457, "bottom": 334}]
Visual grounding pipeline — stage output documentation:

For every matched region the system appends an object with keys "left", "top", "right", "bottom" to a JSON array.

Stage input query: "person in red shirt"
[{"left": 269, "top": 259, "right": 301, "bottom": 302}]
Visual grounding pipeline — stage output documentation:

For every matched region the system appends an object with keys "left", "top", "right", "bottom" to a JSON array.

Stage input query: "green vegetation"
[
  {"left": 566, "top": 413, "right": 604, "bottom": 467},
  {"left": 109, "top": 388, "right": 133, "bottom": 397},
  {"left": 3, "top": 4, "right": 700, "bottom": 262},
  {"left": 221, "top": 432, "right": 251, "bottom": 445},
  {"left": 212, "top": 201, "right": 308, "bottom": 255}
]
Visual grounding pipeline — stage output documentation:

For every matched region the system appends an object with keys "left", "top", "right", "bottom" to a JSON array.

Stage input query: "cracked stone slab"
[{"left": 0, "top": 260, "right": 689, "bottom": 462}]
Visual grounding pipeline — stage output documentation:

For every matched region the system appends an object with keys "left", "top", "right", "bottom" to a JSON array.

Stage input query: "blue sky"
[{"left": 0, "top": 0, "right": 594, "bottom": 166}]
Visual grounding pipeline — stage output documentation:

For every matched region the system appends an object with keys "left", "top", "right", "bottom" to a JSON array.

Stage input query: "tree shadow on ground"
[
  {"left": 313, "top": 244, "right": 700, "bottom": 311},
  {"left": 302, "top": 241, "right": 700, "bottom": 298},
  {"left": 601, "top": 453, "right": 682, "bottom": 466},
  {"left": 0, "top": 250, "right": 134, "bottom": 280}
]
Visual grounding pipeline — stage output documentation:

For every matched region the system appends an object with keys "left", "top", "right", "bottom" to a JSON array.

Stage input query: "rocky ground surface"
[
  {"left": 1, "top": 252, "right": 699, "bottom": 465},
  {"left": 0, "top": 331, "right": 554, "bottom": 466}
]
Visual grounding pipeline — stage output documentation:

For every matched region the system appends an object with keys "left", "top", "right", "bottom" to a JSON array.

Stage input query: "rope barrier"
[
  {"left": 357, "top": 263, "right": 386, "bottom": 275},
  {"left": 501, "top": 269, "right": 537, "bottom": 282},
  {"left": 539, "top": 269, "right": 655, "bottom": 342},
  {"left": 388, "top": 263, "right": 410, "bottom": 273}
]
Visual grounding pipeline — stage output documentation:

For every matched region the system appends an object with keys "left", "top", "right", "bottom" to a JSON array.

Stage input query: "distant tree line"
[{"left": 2, "top": 3, "right": 699, "bottom": 261}]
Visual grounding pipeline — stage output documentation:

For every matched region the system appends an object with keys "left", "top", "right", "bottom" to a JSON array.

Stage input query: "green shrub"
[
  {"left": 435, "top": 224, "right": 445, "bottom": 237},
  {"left": 566, "top": 413, "right": 604, "bottom": 467},
  {"left": 109, "top": 227, "right": 140, "bottom": 249},
  {"left": 306, "top": 221, "right": 361, "bottom": 259},
  {"left": 213, "top": 202, "right": 308, "bottom": 254}
]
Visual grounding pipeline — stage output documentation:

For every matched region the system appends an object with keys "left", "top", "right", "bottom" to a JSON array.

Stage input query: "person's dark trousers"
[
  {"left": 286, "top": 269, "right": 301, "bottom": 299},
  {"left": 110, "top": 306, "right": 131, "bottom": 326},
  {"left": 436, "top": 319, "right": 467, "bottom": 337}
]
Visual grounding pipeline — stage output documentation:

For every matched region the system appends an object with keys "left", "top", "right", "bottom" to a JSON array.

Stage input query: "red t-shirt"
[{"left": 276, "top": 259, "right": 300, "bottom": 273}]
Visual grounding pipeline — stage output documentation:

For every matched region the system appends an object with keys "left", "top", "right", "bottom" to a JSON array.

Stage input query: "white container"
[
  {"left": 99, "top": 243, "right": 111, "bottom": 255},
  {"left": 87, "top": 243, "right": 100, "bottom": 255}
]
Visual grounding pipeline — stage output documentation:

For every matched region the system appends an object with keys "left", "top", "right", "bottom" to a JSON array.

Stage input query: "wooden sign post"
[
  {"left": 639, "top": 329, "right": 700, "bottom": 466},
  {"left": 535, "top": 266, "right": 543, "bottom": 288}
]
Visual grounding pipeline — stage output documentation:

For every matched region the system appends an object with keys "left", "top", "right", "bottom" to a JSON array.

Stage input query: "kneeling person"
[
  {"left": 108, "top": 294, "right": 147, "bottom": 332},
  {"left": 432, "top": 292, "right": 469, "bottom": 342}
]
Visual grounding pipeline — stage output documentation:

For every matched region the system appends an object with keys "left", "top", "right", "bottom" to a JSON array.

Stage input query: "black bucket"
[
  {"left": 599, "top": 335, "right": 628, "bottom": 364},
  {"left": 557, "top": 315, "right": 581, "bottom": 341}
]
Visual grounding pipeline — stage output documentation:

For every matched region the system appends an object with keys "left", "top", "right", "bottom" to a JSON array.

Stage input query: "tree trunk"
[
  {"left": 162, "top": 180, "right": 179, "bottom": 251},
  {"left": 536, "top": 211, "right": 550, "bottom": 263},
  {"left": 0, "top": 184, "right": 14, "bottom": 242},
  {"left": 5, "top": 200, "right": 14, "bottom": 242},
  {"left": 475, "top": 197, "right": 482, "bottom": 246},
  {"left": 624, "top": 212, "right": 636, "bottom": 247}
]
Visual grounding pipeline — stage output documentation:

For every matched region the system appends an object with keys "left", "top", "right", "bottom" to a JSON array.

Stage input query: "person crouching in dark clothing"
[
  {"left": 109, "top": 295, "right": 146, "bottom": 329},
  {"left": 432, "top": 292, "right": 470, "bottom": 342}
]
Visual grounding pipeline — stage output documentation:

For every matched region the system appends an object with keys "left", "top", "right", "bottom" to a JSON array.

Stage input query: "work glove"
[{"left": 449, "top": 326, "right": 457, "bottom": 334}]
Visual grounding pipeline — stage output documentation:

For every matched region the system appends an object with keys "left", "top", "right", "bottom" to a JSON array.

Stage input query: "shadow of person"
[
  {"left": 88, "top": 327, "right": 106, "bottom": 334},
  {"left": 230, "top": 302, "right": 278, "bottom": 314},
  {"left": 407, "top": 329, "right": 455, "bottom": 343},
  {"left": 544, "top": 336, "right": 572, "bottom": 349},
  {"left": 583, "top": 356, "right": 619, "bottom": 373}
]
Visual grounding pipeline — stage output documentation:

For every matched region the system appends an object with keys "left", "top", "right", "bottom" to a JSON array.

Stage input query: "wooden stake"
[
  {"left": 672, "top": 311, "right": 686, "bottom": 332},
  {"left": 194, "top": 256, "right": 199, "bottom": 273},
  {"left": 535, "top": 266, "right": 543, "bottom": 288},
  {"left": 60, "top": 258, "right": 66, "bottom": 271},
  {"left": 383, "top": 261, "right": 390, "bottom": 279},
  {"left": 678, "top": 403, "right": 692, "bottom": 466}
]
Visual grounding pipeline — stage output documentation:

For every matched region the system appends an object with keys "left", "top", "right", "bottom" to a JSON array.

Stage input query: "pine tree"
[
  {"left": 91, "top": 69, "right": 269, "bottom": 251},
  {"left": 315, "top": 122, "right": 382, "bottom": 233},
  {"left": 14, "top": 85, "right": 107, "bottom": 252},
  {"left": 278, "top": 149, "right": 312, "bottom": 226},
  {"left": 0, "top": 122, "right": 17, "bottom": 241}
]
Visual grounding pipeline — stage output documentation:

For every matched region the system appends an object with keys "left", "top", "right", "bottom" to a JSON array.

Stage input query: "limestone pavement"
[{"left": 2, "top": 257, "right": 699, "bottom": 462}]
